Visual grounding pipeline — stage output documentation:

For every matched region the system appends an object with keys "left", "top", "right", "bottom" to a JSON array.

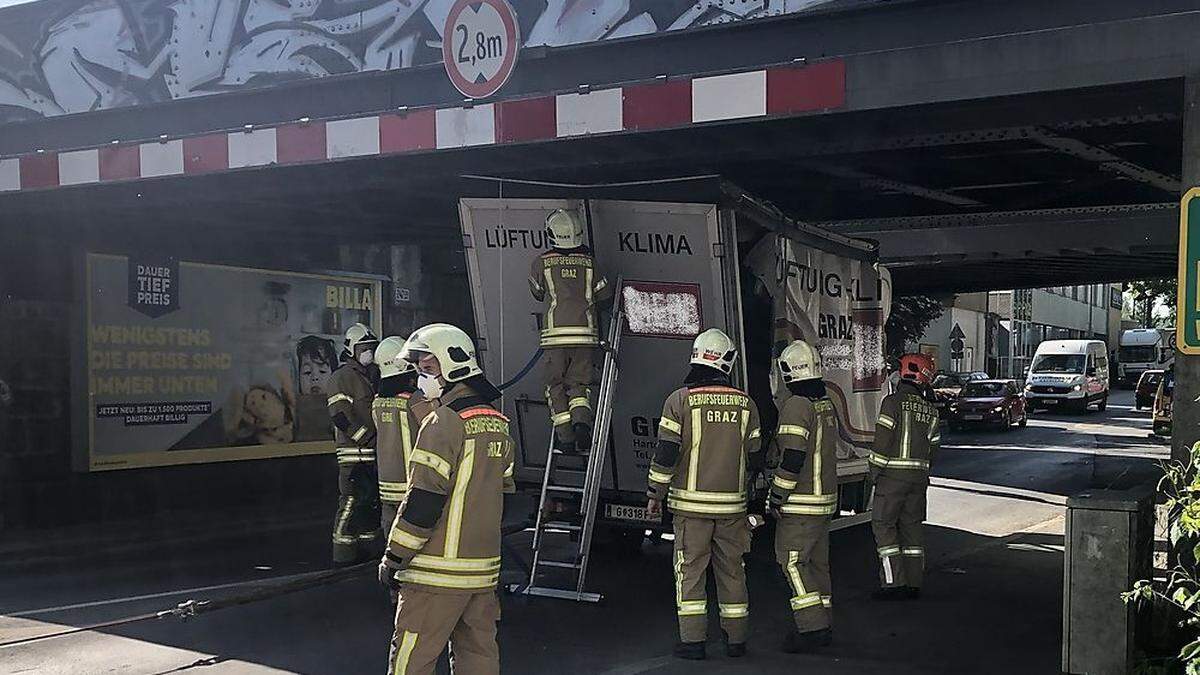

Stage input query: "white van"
[{"left": 1023, "top": 340, "right": 1110, "bottom": 412}]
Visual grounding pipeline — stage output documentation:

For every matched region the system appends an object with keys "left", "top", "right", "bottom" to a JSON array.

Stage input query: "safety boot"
[
  {"left": 782, "top": 628, "right": 832, "bottom": 653},
  {"left": 673, "top": 641, "right": 706, "bottom": 660},
  {"left": 573, "top": 423, "right": 592, "bottom": 453},
  {"left": 553, "top": 433, "right": 576, "bottom": 455}
]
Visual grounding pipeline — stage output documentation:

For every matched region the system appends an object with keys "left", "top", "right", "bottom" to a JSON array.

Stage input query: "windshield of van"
[
  {"left": 1031, "top": 354, "right": 1086, "bottom": 374},
  {"left": 1120, "top": 345, "right": 1156, "bottom": 363},
  {"left": 932, "top": 375, "right": 963, "bottom": 388}
]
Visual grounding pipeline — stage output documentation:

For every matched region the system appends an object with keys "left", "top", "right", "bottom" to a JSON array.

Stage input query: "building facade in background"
[{"left": 915, "top": 284, "right": 1122, "bottom": 379}]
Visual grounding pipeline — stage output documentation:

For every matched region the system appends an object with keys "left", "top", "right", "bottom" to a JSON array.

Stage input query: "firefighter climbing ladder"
[{"left": 519, "top": 284, "right": 624, "bottom": 603}]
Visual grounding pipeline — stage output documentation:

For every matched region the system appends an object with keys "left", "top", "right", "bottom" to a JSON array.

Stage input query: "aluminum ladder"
[{"left": 518, "top": 288, "right": 624, "bottom": 603}]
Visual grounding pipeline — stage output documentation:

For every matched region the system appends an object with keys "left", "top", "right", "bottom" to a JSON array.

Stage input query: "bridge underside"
[{"left": 3, "top": 77, "right": 1182, "bottom": 295}]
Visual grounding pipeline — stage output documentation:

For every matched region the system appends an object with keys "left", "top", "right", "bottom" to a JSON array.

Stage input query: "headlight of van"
[{"left": 1072, "top": 384, "right": 1082, "bottom": 392}]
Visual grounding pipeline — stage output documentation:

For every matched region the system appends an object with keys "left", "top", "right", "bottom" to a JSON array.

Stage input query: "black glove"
[{"left": 378, "top": 557, "right": 405, "bottom": 591}]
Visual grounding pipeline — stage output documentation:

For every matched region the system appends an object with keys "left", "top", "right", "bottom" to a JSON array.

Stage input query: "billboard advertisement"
[
  {"left": 78, "top": 253, "right": 381, "bottom": 471},
  {"left": 746, "top": 233, "right": 891, "bottom": 457}
]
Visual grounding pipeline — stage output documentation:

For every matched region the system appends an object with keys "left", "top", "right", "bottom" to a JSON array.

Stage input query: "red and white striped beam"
[{"left": 0, "top": 60, "right": 844, "bottom": 194}]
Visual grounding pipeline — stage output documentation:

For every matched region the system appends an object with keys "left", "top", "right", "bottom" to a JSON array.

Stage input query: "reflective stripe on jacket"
[
  {"left": 870, "top": 382, "right": 940, "bottom": 483},
  {"left": 771, "top": 394, "right": 839, "bottom": 516}
]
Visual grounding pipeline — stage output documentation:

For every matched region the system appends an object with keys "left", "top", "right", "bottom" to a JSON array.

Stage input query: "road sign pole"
[{"left": 1174, "top": 75, "right": 1200, "bottom": 468}]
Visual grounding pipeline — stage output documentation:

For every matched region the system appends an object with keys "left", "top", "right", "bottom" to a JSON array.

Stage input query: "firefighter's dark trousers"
[
  {"left": 776, "top": 515, "right": 832, "bottom": 633},
  {"left": 387, "top": 586, "right": 500, "bottom": 675},
  {"left": 672, "top": 514, "right": 750, "bottom": 644},
  {"left": 871, "top": 475, "right": 927, "bottom": 589},
  {"left": 332, "top": 460, "right": 381, "bottom": 565},
  {"left": 543, "top": 346, "right": 595, "bottom": 444}
]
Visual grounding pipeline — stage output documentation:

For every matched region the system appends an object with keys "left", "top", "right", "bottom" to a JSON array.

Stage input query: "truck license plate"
[
  {"left": 605, "top": 503, "right": 656, "bottom": 523},
  {"left": 1044, "top": 399, "right": 1059, "bottom": 405},
  {"left": 964, "top": 414, "right": 983, "bottom": 421}
]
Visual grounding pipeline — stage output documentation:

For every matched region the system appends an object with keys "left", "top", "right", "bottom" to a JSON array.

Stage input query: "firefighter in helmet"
[
  {"left": 528, "top": 209, "right": 612, "bottom": 454},
  {"left": 769, "top": 339, "right": 838, "bottom": 652},
  {"left": 372, "top": 335, "right": 435, "bottom": 553},
  {"left": 870, "top": 352, "right": 940, "bottom": 600},
  {"left": 646, "top": 328, "right": 761, "bottom": 660},
  {"left": 326, "top": 322, "right": 381, "bottom": 565},
  {"left": 378, "top": 324, "right": 515, "bottom": 675}
]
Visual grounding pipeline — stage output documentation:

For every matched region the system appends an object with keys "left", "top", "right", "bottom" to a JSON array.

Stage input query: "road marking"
[
  {"left": 941, "top": 443, "right": 1167, "bottom": 459},
  {"left": 598, "top": 656, "right": 677, "bottom": 674},
  {"left": 5, "top": 570, "right": 328, "bottom": 618}
]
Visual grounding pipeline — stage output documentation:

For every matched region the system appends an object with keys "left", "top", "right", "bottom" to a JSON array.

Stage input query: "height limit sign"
[
  {"left": 1179, "top": 188, "right": 1200, "bottom": 353},
  {"left": 443, "top": 0, "right": 520, "bottom": 100}
]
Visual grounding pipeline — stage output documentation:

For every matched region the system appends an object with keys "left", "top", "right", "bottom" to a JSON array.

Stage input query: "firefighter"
[
  {"left": 768, "top": 339, "right": 837, "bottom": 653},
  {"left": 372, "top": 335, "right": 435, "bottom": 540},
  {"left": 327, "top": 322, "right": 381, "bottom": 565},
  {"left": 377, "top": 324, "right": 515, "bottom": 675},
  {"left": 646, "top": 328, "right": 761, "bottom": 661},
  {"left": 869, "top": 352, "right": 940, "bottom": 600},
  {"left": 528, "top": 209, "right": 611, "bottom": 454}
]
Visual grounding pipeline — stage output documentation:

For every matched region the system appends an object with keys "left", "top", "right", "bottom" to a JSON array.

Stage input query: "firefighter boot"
[
  {"left": 573, "top": 422, "right": 592, "bottom": 453},
  {"left": 673, "top": 641, "right": 706, "bottom": 660},
  {"left": 554, "top": 430, "right": 577, "bottom": 455},
  {"left": 783, "top": 628, "right": 832, "bottom": 654}
]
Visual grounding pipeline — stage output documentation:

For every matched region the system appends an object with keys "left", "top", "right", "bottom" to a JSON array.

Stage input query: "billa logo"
[{"left": 128, "top": 257, "right": 179, "bottom": 318}]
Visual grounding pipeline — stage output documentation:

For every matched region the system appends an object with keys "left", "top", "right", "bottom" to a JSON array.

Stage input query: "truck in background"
[
  {"left": 458, "top": 180, "right": 888, "bottom": 540},
  {"left": 1117, "top": 328, "right": 1175, "bottom": 387}
]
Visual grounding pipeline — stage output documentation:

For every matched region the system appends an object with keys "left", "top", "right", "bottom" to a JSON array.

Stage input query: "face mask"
[
  {"left": 357, "top": 350, "right": 374, "bottom": 366},
  {"left": 418, "top": 373, "right": 443, "bottom": 401}
]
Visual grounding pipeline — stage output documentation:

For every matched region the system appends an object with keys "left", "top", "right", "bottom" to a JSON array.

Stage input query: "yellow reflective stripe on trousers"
[
  {"left": 409, "top": 448, "right": 452, "bottom": 480},
  {"left": 773, "top": 475, "right": 797, "bottom": 491},
  {"left": 328, "top": 393, "right": 353, "bottom": 406},
  {"left": 791, "top": 592, "right": 823, "bottom": 610},
  {"left": 719, "top": 603, "right": 749, "bottom": 619},
  {"left": 550, "top": 411, "right": 572, "bottom": 425},
  {"left": 648, "top": 469, "right": 674, "bottom": 484},
  {"left": 658, "top": 416, "right": 681, "bottom": 435},
  {"left": 687, "top": 408, "right": 702, "bottom": 491},
  {"left": 392, "top": 631, "right": 418, "bottom": 675},
  {"left": 568, "top": 397, "right": 591, "bottom": 410},
  {"left": 786, "top": 550, "right": 807, "bottom": 599},
  {"left": 443, "top": 440, "right": 475, "bottom": 559},
  {"left": 777, "top": 424, "right": 810, "bottom": 438},
  {"left": 678, "top": 600, "right": 707, "bottom": 616},
  {"left": 411, "top": 554, "right": 501, "bottom": 572},
  {"left": 396, "top": 569, "right": 498, "bottom": 589}
]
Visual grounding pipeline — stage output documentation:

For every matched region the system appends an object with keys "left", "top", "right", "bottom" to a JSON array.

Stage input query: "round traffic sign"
[{"left": 443, "top": 0, "right": 521, "bottom": 100}]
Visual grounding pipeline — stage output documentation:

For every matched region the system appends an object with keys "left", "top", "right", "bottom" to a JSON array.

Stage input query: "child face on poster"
[{"left": 296, "top": 336, "right": 338, "bottom": 395}]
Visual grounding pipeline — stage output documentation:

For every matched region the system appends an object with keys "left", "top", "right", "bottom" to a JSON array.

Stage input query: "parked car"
[
  {"left": 1023, "top": 339, "right": 1110, "bottom": 412},
  {"left": 1135, "top": 369, "right": 1164, "bottom": 410},
  {"left": 931, "top": 371, "right": 989, "bottom": 413},
  {"left": 1153, "top": 369, "right": 1174, "bottom": 437},
  {"left": 946, "top": 380, "right": 1028, "bottom": 431}
]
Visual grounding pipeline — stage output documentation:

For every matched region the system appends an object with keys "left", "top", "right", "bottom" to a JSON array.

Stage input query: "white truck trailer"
[
  {"left": 458, "top": 181, "right": 889, "bottom": 539},
  {"left": 1118, "top": 327, "right": 1175, "bottom": 386}
]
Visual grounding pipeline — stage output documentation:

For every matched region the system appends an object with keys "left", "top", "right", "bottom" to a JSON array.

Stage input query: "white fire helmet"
[
  {"left": 777, "top": 340, "right": 822, "bottom": 384},
  {"left": 690, "top": 328, "right": 738, "bottom": 375},
  {"left": 343, "top": 323, "right": 379, "bottom": 359},
  {"left": 546, "top": 209, "right": 585, "bottom": 250},
  {"left": 402, "top": 324, "right": 483, "bottom": 383},
  {"left": 375, "top": 336, "right": 415, "bottom": 379}
]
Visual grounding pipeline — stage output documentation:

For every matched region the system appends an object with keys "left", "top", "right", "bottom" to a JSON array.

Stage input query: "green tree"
[
  {"left": 885, "top": 296, "right": 945, "bottom": 359},
  {"left": 1128, "top": 279, "right": 1178, "bottom": 328}
]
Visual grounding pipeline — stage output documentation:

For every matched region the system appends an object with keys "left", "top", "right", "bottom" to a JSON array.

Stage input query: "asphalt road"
[{"left": 0, "top": 390, "right": 1165, "bottom": 674}]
